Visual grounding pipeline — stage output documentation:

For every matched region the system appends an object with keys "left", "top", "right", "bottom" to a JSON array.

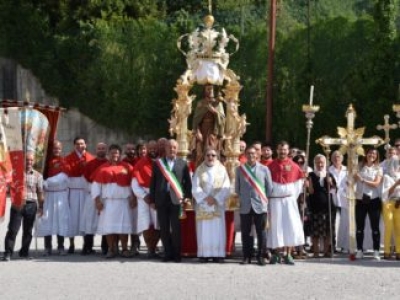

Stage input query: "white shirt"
[{"left": 356, "top": 165, "right": 383, "bottom": 199}]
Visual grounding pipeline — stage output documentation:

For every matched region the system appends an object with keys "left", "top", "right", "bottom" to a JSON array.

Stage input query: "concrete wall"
[{"left": 0, "top": 57, "right": 133, "bottom": 154}]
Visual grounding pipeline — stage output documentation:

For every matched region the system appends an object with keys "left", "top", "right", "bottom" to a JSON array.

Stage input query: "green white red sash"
[
  {"left": 240, "top": 164, "right": 268, "bottom": 203},
  {"left": 156, "top": 158, "right": 184, "bottom": 199}
]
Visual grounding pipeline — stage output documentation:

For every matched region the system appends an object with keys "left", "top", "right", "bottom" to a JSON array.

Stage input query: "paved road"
[{"left": 1, "top": 199, "right": 400, "bottom": 300}]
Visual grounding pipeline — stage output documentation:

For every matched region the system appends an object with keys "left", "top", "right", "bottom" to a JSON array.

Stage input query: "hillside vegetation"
[{"left": 0, "top": 0, "right": 399, "bottom": 147}]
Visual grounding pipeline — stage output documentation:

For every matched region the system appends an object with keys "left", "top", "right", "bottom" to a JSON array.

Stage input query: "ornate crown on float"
[{"left": 177, "top": 14, "right": 239, "bottom": 86}]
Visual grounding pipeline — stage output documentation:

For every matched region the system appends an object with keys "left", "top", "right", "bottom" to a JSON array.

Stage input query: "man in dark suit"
[
  {"left": 149, "top": 139, "right": 192, "bottom": 262},
  {"left": 235, "top": 146, "right": 273, "bottom": 266}
]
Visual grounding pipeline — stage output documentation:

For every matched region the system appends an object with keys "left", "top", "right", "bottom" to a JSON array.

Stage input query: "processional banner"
[{"left": 0, "top": 107, "right": 50, "bottom": 219}]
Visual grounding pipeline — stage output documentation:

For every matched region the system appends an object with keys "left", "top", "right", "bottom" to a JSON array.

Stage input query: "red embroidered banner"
[{"left": 1, "top": 107, "right": 50, "bottom": 208}]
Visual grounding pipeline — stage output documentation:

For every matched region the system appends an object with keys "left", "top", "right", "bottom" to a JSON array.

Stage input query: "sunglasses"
[{"left": 206, "top": 154, "right": 216, "bottom": 157}]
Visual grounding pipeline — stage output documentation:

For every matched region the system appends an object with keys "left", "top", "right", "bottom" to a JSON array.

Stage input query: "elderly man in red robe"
[
  {"left": 132, "top": 140, "right": 160, "bottom": 258},
  {"left": 64, "top": 136, "right": 94, "bottom": 254},
  {"left": 93, "top": 144, "right": 135, "bottom": 258}
]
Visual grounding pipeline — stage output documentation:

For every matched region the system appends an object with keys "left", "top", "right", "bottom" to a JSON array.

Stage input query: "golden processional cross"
[
  {"left": 316, "top": 104, "right": 384, "bottom": 259},
  {"left": 376, "top": 114, "right": 397, "bottom": 147}
]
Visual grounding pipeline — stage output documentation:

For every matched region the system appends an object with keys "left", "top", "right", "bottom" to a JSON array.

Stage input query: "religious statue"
[{"left": 191, "top": 84, "right": 225, "bottom": 167}]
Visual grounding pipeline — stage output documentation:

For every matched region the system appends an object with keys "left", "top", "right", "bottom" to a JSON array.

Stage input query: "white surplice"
[
  {"left": 131, "top": 178, "right": 159, "bottom": 234},
  {"left": 267, "top": 180, "right": 305, "bottom": 248},
  {"left": 79, "top": 182, "right": 98, "bottom": 234},
  {"left": 37, "top": 172, "right": 71, "bottom": 237},
  {"left": 92, "top": 182, "right": 134, "bottom": 235},
  {"left": 68, "top": 176, "right": 87, "bottom": 237},
  {"left": 192, "top": 162, "right": 231, "bottom": 258}
]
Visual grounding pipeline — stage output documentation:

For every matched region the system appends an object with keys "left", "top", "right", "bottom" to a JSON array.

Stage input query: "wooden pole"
[{"left": 266, "top": 0, "right": 277, "bottom": 143}]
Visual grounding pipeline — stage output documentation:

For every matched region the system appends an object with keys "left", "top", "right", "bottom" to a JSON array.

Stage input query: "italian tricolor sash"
[
  {"left": 240, "top": 164, "right": 268, "bottom": 203},
  {"left": 156, "top": 158, "right": 184, "bottom": 199}
]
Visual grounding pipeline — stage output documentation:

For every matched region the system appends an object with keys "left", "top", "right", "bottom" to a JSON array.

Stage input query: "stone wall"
[{"left": 0, "top": 57, "right": 133, "bottom": 154}]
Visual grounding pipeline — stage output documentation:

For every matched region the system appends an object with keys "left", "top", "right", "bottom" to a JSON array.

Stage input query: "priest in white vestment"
[{"left": 192, "top": 148, "right": 230, "bottom": 262}]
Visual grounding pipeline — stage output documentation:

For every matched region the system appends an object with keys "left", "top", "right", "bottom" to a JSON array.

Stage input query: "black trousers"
[
  {"left": 355, "top": 198, "right": 382, "bottom": 251},
  {"left": 240, "top": 208, "right": 267, "bottom": 258},
  {"left": 101, "top": 235, "right": 108, "bottom": 253},
  {"left": 44, "top": 235, "right": 65, "bottom": 250},
  {"left": 4, "top": 202, "right": 37, "bottom": 256},
  {"left": 157, "top": 197, "right": 181, "bottom": 259},
  {"left": 83, "top": 234, "right": 94, "bottom": 251}
]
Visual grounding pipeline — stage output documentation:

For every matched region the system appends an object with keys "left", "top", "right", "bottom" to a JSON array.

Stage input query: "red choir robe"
[
  {"left": 64, "top": 150, "right": 95, "bottom": 236},
  {"left": 93, "top": 161, "right": 133, "bottom": 186},
  {"left": 266, "top": 157, "right": 305, "bottom": 248},
  {"left": 92, "top": 161, "right": 134, "bottom": 235},
  {"left": 65, "top": 151, "right": 95, "bottom": 178},
  {"left": 268, "top": 158, "right": 304, "bottom": 184},
  {"left": 47, "top": 156, "right": 69, "bottom": 178},
  {"left": 84, "top": 158, "right": 108, "bottom": 183},
  {"left": 132, "top": 156, "right": 153, "bottom": 188}
]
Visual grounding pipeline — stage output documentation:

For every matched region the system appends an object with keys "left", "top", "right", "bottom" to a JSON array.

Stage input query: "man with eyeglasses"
[{"left": 192, "top": 148, "right": 231, "bottom": 263}]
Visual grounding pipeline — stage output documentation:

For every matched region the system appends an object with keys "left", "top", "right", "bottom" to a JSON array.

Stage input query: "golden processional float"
[{"left": 168, "top": 10, "right": 247, "bottom": 211}]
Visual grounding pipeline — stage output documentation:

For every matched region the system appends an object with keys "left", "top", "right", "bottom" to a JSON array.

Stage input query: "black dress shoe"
[
  {"left": 19, "top": 254, "right": 33, "bottom": 260},
  {"left": 162, "top": 256, "right": 173, "bottom": 262},
  {"left": 174, "top": 257, "right": 182, "bottom": 263},
  {"left": 257, "top": 257, "right": 266, "bottom": 266},
  {"left": 68, "top": 246, "right": 75, "bottom": 254},
  {"left": 240, "top": 257, "right": 251, "bottom": 265},
  {"left": 212, "top": 258, "right": 224, "bottom": 263},
  {"left": 149, "top": 252, "right": 160, "bottom": 259},
  {"left": 199, "top": 257, "right": 209, "bottom": 263},
  {"left": 80, "top": 249, "right": 96, "bottom": 256},
  {"left": 1, "top": 254, "right": 11, "bottom": 262}
]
